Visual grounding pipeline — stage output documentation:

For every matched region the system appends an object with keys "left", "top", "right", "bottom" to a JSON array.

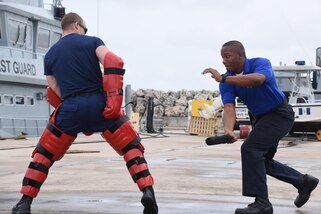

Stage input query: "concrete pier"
[{"left": 1, "top": 132, "right": 320, "bottom": 213}]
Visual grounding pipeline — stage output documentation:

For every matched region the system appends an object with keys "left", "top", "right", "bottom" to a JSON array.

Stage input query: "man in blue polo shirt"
[{"left": 202, "top": 40, "right": 319, "bottom": 214}]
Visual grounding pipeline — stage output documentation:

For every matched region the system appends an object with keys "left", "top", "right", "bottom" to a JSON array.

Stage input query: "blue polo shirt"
[
  {"left": 44, "top": 33, "right": 105, "bottom": 98},
  {"left": 219, "top": 57, "right": 285, "bottom": 116}
]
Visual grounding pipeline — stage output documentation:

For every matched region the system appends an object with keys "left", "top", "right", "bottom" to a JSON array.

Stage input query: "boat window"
[
  {"left": 52, "top": 31, "right": 61, "bottom": 45},
  {"left": 26, "top": 96, "right": 34, "bottom": 106},
  {"left": 297, "top": 97, "right": 307, "bottom": 103},
  {"left": 15, "top": 96, "right": 25, "bottom": 105},
  {"left": 8, "top": 19, "right": 27, "bottom": 46},
  {"left": 26, "top": 23, "right": 33, "bottom": 48},
  {"left": 236, "top": 97, "right": 245, "bottom": 106},
  {"left": 38, "top": 27, "right": 50, "bottom": 48},
  {"left": 4, "top": 95, "right": 13, "bottom": 105},
  {"left": 0, "top": 95, "right": 2, "bottom": 104}
]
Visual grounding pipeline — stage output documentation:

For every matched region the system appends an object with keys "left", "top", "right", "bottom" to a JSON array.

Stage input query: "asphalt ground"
[{"left": 0, "top": 132, "right": 320, "bottom": 214}]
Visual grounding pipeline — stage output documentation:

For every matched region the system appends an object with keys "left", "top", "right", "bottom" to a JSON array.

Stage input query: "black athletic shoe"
[
  {"left": 235, "top": 197, "right": 273, "bottom": 214},
  {"left": 294, "top": 174, "right": 319, "bottom": 208},
  {"left": 12, "top": 200, "right": 31, "bottom": 214},
  {"left": 141, "top": 186, "right": 158, "bottom": 214}
]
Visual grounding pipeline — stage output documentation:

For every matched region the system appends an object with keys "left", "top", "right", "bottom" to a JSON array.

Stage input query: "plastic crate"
[
  {"left": 190, "top": 100, "right": 213, "bottom": 117},
  {"left": 188, "top": 116, "right": 216, "bottom": 136}
]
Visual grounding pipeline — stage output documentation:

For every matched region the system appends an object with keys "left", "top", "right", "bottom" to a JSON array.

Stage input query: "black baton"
[{"left": 205, "top": 134, "right": 233, "bottom": 146}]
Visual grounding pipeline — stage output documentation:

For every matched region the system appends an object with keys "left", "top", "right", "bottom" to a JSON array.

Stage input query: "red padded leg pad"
[
  {"left": 20, "top": 153, "right": 52, "bottom": 198},
  {"left": 124, "top": 148, "right": 154, "bottom": 191},
  {"left": 38, "top": 123, "right": 76, "bottom": 161},
  {"left": 101, "top": 115, "right": 139, "bottom": 155}
]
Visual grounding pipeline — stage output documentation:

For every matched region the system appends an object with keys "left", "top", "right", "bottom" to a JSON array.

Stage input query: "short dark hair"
[
  {"left": 222, "top": 40, "right": 246, "bottom": 57},
  {"left": 61, "top": 12, "right": 84, "bottom": 30}
]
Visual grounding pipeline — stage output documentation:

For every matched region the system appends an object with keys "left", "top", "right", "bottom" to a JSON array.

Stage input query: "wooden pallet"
[{"left": 188, "top": 116, "right": 216, "bottom": 136}]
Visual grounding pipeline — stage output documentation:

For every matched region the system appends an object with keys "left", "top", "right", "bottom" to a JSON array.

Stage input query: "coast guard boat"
[
  {"left": 236, "top": 52, "right": 321, "bottom": 136},
  {"left": 0, "top": 0, "right": 64, "bottom": 137}
]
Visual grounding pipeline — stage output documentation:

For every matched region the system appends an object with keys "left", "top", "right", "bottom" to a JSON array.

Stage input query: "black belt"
[{"left": 63, "top": 89, "right": 104, "bottom": 99}]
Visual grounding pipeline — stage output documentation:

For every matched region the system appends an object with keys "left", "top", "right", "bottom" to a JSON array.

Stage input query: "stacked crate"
[{"left": 188, "top": 100, "right": 217, "bottom": 136}]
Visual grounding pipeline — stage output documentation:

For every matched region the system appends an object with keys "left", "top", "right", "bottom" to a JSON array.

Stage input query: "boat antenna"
[{"left": 280, "top": 10, "right": 313, "bottom": 65}]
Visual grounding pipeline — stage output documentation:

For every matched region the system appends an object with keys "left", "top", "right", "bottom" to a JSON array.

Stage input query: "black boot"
[
  {"left": 294, "top": 174, "right": 319, "bottom": 208},
  {"left": 12, "top": 195, "right": 33, "bottom": 214},
  {"left": 235, "top": 197, "right": 273, "bottom": 214},
  {"left": 141, "top": 186, "right": 158, "bottom": 214}
]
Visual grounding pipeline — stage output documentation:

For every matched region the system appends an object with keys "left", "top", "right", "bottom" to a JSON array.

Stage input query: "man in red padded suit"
[{"left": 12, "top": 12, "right": 158, "bottom": 214}]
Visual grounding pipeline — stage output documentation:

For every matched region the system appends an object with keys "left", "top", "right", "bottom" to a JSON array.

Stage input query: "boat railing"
[
  {"left": 289, "top": 97, "right": 321, "bottom": 105},
  {"left": 0, "top": 45, "right": 45, "bottom": 59},
  {"left": 310, "top": 99, "right": 321, "bottom": 104}
]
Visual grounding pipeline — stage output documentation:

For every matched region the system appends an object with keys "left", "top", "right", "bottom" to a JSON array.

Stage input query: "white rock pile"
[{"left": 130, "top": 89, "right": 220, "bottom": 117}]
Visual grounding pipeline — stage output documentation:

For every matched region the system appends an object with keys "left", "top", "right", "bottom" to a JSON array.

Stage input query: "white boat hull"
[
  {"left": 291, "top": 103, "right": 321, "bottom": 122},
  {"left": 235, "top": 103, "right": 321, "bottom": 133}
]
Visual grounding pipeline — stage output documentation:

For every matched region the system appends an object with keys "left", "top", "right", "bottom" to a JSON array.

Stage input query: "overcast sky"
[{"left": 54, "top": 0, "right": 321, "bottom": 91}]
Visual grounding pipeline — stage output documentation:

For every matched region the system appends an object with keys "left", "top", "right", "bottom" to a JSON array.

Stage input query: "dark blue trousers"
[
  {"left": 55, "top": 93, "right": 117, "bottom": 135},
  {"left": 241, "top": 102, "right": 304, "bottom": 198}
]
